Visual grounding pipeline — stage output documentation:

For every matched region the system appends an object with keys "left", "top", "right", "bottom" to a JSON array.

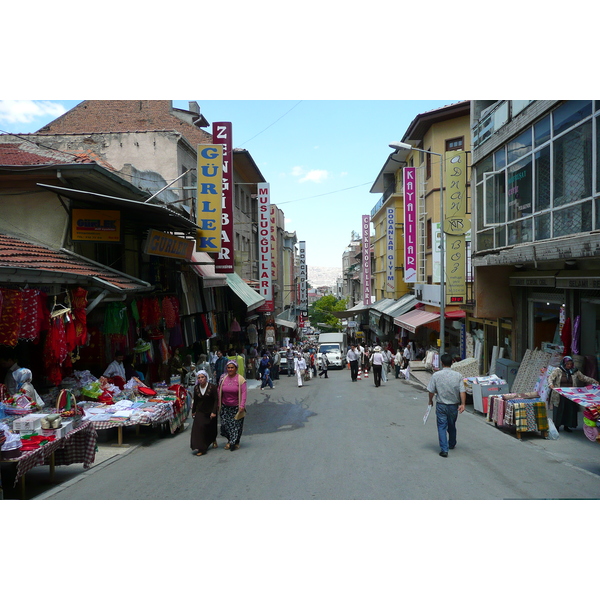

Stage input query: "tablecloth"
[
  {"left": 8, "top": 421, "right": 97, "bottom": 486},
  {"left": 487, "top": 395, "right": 548, "bottom": 433}
]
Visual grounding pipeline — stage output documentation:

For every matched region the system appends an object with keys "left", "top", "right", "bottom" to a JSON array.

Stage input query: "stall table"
[
  {"left": 553, "top": 385, "right": 600, "bottom": 443},
  {"left": 487, "top": 394, "right": 549, "bottom": 439},
  {"left": 1, "top": 420, "right": 97, "bottom": 497}
]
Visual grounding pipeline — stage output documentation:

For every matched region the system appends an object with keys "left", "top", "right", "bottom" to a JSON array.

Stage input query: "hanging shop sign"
[
  {"left": 144, "top": 229, "right": 194, "bottom": 260},
  {"left": 196, "top": 143, "right": 223, "bottom": 252},
  {"left": 362, "top": 215, "right": 372, "bottom": 305},
  {"left": 212, "top": 122, "right": 235, "bottom": 273},
  {"left": 72, "top": 209, "right": 121, "bottom": 242},
  {"left": 386, "top": 206, "right": 395, "bottom": 293},
  {"left": 444, "top": 150, "right": 470, "bottom": 305},
  {"left": 270, "top": 205, "right": 278, "bottom": 280},
  {"left": 403, "top": 168, "right": 417, "bottom": 282},
  {"left": 299, "top": 241, "right": 307, "bottom": 310},
  {"left": 256, "top": 183, "right": 274, "bottom": 312}
]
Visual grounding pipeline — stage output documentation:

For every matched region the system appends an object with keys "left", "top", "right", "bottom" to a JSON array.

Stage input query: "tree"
[{"left": 308, "top": 295, "right": 347, "bottom": 331}]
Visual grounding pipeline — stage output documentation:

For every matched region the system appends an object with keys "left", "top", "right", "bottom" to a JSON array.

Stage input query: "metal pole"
[{"left": 439, "top": 154, "right": 445, "bottom": 356}]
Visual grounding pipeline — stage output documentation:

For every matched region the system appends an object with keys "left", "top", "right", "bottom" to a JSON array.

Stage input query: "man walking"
[
  {"left": 318, "top": 351, "right": 329, "bottom": 378},
  {"left": 272, "top": 349, "right": 281, "bottom": 380},
  {"left": 427, "top": 353, "right": 467, "bottom": 457},
  {"left": 370, "top": 346, "right": 384, "bottom": 387},
  {"left": 286, "top": 346, "right": 295, "bottom": 377},
  {"left": 346, "top": 344, "right": 360, "bottom": 382}
]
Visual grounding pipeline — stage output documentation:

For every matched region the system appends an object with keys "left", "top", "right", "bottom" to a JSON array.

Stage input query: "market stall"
[
  {"left": 486, "top": 392, "right": 549, "bottom": 439},
  {"left": 552, "top": 385, "right": 600, "bottom": 444},
  {"left": 0, "top": 420, "right": 97, "bottom": 497}
]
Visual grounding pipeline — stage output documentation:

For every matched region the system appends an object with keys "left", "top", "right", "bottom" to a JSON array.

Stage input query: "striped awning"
[{"left": 393, "top": 309, "right": 440, "bottom": 333}]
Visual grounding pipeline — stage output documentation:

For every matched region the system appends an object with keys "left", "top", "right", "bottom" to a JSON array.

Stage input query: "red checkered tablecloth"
[{"left": 9, "top": 421, "right": 97, "bottom": 486}]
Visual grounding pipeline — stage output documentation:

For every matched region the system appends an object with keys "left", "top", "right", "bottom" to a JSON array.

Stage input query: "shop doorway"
[{"left": 528, "top": 294, "right": 564, "bottom": 352}]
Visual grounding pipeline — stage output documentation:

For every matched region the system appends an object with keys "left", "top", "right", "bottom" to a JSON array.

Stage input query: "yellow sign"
[
  {"left": 144, "top": 229, "right": 194, "bottom": 260},
  {"left": 444, "top": 151, "right": 469, "bottom": 304},
  {"left": 72, "top": 209, "right": 121, "bottom": 242},
  {"left": 196, "top": 144, "right": 223, "bottom": 252}
]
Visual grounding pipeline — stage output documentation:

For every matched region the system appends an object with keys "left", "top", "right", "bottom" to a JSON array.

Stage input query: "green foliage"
[{"left": 308, "top": 295, "right": 347, "bottom": 331}]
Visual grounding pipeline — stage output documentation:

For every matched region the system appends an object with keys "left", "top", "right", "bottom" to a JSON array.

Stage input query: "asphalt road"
[{"left": 34, "top": 366, "right": 600, "bottom": 500}]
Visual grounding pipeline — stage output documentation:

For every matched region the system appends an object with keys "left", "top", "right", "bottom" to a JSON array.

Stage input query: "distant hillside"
[{"left": 307, "top": 266, "right": 342, "bottom": 288}]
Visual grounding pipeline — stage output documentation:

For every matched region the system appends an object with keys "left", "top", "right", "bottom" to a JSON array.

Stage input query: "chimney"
[{"left": 189, "top": 101, "right": 200, "bottom": 115}]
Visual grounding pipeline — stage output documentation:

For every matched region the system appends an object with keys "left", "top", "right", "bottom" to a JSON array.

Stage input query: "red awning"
[
  {"left": 393, "top": 309, "right": 440, "bottom": 333},
  {"left": 444, "top": 310, "right": 466, "bottom": 319}
]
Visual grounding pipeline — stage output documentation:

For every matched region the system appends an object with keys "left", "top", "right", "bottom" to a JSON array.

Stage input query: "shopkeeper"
[
  {"left": 103, "top": 351, "right": 126, "bottom": 379},
  {"left": 548, "top": 355, "right": 598, "bottom": 432}
]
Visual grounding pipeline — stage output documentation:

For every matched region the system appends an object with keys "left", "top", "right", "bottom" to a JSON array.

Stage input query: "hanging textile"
[
  {"left": 561, "top": 317, "right": 572, "bottom": 356},
  {"left": 571, "top": 315, "right": 581, "bottom": 356},
  {"left": 18, "top": 289, "right": 45, "bottom": 342},
  {"left": 103, "top": 302, "right": 129, "bottom": 335},
  {"left": 44, "top": 316, "right": 68, "bottom": 385},
  {"left": 71, "top": 287, "right": 88, "bottom": 346},
  {"left": 162, "top": 296, "right": 178, "bottom": 329},
  {"left": 0, "top": 289, "right": 24, "bottom": 346}
]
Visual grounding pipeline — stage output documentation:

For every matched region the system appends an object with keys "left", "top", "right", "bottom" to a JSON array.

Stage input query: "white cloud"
[
  {"left": 291, "top": 166, "right": 329, "bottom": 183},
  {"left": 299, "top": 169, "right": 329, "bottom": 183},
  {"left": 0, "top": 100, "right": 66, "bottom": 125}
]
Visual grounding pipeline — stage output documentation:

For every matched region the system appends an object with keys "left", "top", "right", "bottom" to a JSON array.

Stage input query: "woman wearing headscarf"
[
  {"left": 548, "top": 355, "right": 598, "bottom": 432},
  {"left": 190, "top": 370, "right": 219, "bottom": 456},
  {"left": 217, "top": 360, "right": 247, "bottom": 451},
  {"left": 12, "top": 368, "right": 44, "bottom": 408}
]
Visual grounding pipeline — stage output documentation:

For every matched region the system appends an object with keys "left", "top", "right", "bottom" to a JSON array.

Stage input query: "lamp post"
[{"left": 389, "top": 142, "right": 445, "bottom": 355}]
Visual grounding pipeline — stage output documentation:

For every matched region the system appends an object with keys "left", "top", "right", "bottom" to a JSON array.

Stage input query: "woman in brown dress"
[{"left": 190, "top": 370, "right": 219, "bottom": 456}]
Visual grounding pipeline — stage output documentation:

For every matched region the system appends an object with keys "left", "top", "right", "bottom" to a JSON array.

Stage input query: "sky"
[{"left": 0, "top": 98, "right": 458, "bottom": 271}]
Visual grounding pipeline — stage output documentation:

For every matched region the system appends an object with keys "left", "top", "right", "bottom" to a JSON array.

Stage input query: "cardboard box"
[{"left": 12, "top": 414, "right": 49, "bottom": 433}]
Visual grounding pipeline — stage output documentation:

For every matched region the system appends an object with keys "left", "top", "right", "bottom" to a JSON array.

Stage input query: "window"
[
  {"left": 553, "top": 100, "right": 592, "bottom": 136},
  {"left": 553, "top": 121, "right": 592, "bottom": 206},
  {"left": 426, "top": 150, "right": 431, "bottom": 179},
  {"left": 446, "top": 137, "right": 464, "bottom": 151},
  {"left": 426, "top": 219, "right": 432, "bottom": 249}
]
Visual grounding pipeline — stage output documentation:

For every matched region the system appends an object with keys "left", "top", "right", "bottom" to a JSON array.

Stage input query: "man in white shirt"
[
  {"left": 346, "top": 345, "right": 360, "bottom": 382},
  {"left": 370, "top": 346, "right": 384, "bottom": 387},
  {"left": 103, "top": 351, "right": 126, "bottom": 379}
]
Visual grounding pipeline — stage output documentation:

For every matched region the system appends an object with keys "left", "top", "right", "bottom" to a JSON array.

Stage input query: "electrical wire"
[
  {"left": 276, "top": 181, "right": 373, "bottom": 205},
  {"left": 238, "top": 101, "right": 303, "bottom": 147}
]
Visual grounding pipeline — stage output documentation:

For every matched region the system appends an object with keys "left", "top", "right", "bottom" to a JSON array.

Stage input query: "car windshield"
[{"left": 320, "top": 344, "right": 339, "bottom": 353}]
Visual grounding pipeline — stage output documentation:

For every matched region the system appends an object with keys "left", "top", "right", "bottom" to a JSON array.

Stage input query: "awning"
[
  {"left": 0, "top": 233, "right": 152, "bottom": 293},
  {"left": 226, "top": 272, "right": 265, "bottom": 311},
  {"left": 368, "top": 297, "right": 398, "bottom": 317},
  {"left": 444, "top": 309, "right": 466, "bottom": 318},
  {"left": 385, "top": 294, "right": 418, "bottom": 319},
  {"left": 188, "top": 251, "right": 227, "bottom": 288},
  {"left": 334, "top": 301, "right": 370, "bottom": 318},
  {"left": 394, "top": 309, "right": 440, "bottom": 333},
  {"left": 275, "top": 308, "right": 298, "bottom": 330}
]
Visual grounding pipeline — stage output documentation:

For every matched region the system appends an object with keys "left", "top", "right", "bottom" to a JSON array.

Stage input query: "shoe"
[
  {"left": 230, "top": 444, "right": 239, "bottom": 452},
  {"left": 196, "top": 451, "right": 204, "bottom": 456},
  {"left": 564, "top": 427, "right": 573, "bottom": 432},
  {"left": 449, "top": 445, "right": 456, "bottom": 450},
  {"left": 212, "top": 442, "right": 218, "bottom": 448},
  {"left": 439, "top": 451, "right": 448, "bottom": 457},
  {"left": 224, "top": 443, "right": 231, "bottom": 450}
]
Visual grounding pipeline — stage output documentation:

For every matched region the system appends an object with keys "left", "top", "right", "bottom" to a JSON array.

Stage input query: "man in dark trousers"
[
  {"left": 427, "top": 353, "right": 467, "bottom": 457},
  {"left": 346, "top": 344, "right": 360, "bottom": 382}
]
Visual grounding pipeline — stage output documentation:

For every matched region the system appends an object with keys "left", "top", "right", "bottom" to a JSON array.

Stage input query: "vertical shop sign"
[
  {"left": 270, "top": 205, "right": 278, "bottom": 280},
  {"left": 196, "top": 144, "right": 223, "bottom": 251},
  {"left": 362, "top": 215, "right": 371, "bottom": 305},
  {"left": 212, "top": 122, "right": 234, "bottom": 272},
  {"left": 299, "top": 241, "right": 307, "bottom": 310},
  {"left": 403, "top": 167, "right": 417, "bottom": 282},
  {"left": 386, "top": 206, "right": 395, "bottom": 293},
  {"left": 257, "top": 183, "right": 274, "bottom": 312},
  {"left": 444, "top": 151, "right": 470, "bottom": 304}
]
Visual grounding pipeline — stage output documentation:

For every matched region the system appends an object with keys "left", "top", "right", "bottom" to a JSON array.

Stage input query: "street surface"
[{"left": 36, "top": 365, "right": 600, "bottom": 501}]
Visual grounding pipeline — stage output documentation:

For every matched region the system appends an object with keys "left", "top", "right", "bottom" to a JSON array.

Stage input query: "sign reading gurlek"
[
  {"left": 362, "top": 215, "right": 371, "bottom": 305},
  {"left": 257, "top": 183, "right": 274, "bottom": 312},
  {"left": 403, "top": 167, "right": 417, "bottom": 283},
  {"left": 212, "top": 122, "right": 234, "bottom": 273},
  {"left": 196, "top": 144, "right": 223, "bottom": 251}
]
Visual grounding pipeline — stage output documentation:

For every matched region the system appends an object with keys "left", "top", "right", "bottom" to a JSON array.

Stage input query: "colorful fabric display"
[{"left": 0, "top": 288, "right": 24, "bottom": 346}]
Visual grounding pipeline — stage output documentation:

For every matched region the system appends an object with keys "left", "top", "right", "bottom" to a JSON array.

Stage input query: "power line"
[
  {"left": 238, "top": 101, "right": 303, "bottom": 147},
  {"left": 276, "top": 181, "right": 373, "bottom": 205}
]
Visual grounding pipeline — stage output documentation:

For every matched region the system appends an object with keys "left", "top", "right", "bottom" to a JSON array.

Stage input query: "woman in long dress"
[
  {"left": 548, "top": 355, "right": 598, "bottom": 432},
  {"left": 218, "top": 360, "right": 247, "bottom": 451},
  {"left": 190, "top": 370, "right": 219, "bottom": 456},
  {"left": 294, "top": 353, "right": 307, "bottom": 387}
]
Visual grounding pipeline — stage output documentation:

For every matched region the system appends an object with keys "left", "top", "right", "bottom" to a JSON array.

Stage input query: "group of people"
[{"left": 345, "top": 341, "right": 417, "bottom": 386}]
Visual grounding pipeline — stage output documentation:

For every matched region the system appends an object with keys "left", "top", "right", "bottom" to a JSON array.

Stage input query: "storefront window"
[
  {"left": 507, "top": 218, "right": 532, "bottom": 245},
  {"left": 507, "top": 128, "right": 532, "bottom": 164},
  {"left": 507, "top": 155, "right": 533, "bottom": 220},
  {"left": 532, "top": 300, "right": 562, "bottom": 351},
  {"left": 476, "top": 229, "right": 494, "bottom": 251},
  {"left": 553, "top": 201, "right": 592, "bottom": 237},
  {"left": 494, "top": 147, "right": 506, "bottom": 170},
  {"left": 553, "top": 121, "right": 592, "bottom": 206},
  {"left": 552, "top": 100, "right": 592, "bottom": 136},
  {"left": 534, "top": 145, "right": 551, "bottom": 211},
  {"left": 495, "top": 225, "right": 506, "bottom": 247},
  {"left": 535, "top": 212, "right": 551, "bottom": 241},
  {"left": 534, "top": 115, "right": 551, "bottom": 147}
]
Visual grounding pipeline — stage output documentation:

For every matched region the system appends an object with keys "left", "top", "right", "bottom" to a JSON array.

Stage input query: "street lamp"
[{"left": 388, "top": 141, "right": 445, "bottom": 355}]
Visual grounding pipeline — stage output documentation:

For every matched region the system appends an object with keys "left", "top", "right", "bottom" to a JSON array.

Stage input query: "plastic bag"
[{"left": 547, "top": 417, "right": 560, "bottom": 440}]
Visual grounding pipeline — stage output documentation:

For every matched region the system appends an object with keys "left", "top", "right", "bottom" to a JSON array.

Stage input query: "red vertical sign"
[{"left": 212, "top": 122, "right": 234, "bottom": 272}]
